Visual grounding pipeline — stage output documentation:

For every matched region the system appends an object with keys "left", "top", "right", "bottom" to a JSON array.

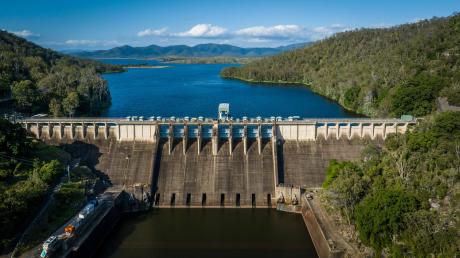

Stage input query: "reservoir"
[
  {"left": 96, "top": 209, "right": 318, "bottom": 258},
  {"left": 101, "top": 59, "right": 357, "bottom": 118}
]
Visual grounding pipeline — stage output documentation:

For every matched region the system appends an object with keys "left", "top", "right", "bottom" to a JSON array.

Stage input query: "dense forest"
[
  {"left": 0, "top": 119, "right": 69, "bottom": 252},
  {"left": 221, "top": 14, "right": 460, "bottom": 117},
  {"left": 323, "top": 111, "right": 459, "bottom": 257},
  {"left": 0, "top": 30, "right": 123, "bottom": 116}
]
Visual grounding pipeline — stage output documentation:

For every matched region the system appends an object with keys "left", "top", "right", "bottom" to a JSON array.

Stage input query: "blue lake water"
[{"left": 101, "top": 59, "right": 357, "bottom": 118}]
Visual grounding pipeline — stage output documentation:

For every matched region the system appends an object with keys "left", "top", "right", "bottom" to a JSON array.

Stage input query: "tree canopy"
[
  {"left": 0, "top": 30, "right": 122, "bottom": 116},
  {"left": 324, "top": 111, "right": 460, "bottom": 257},
  {"left": 0, "top": 119, "right": 68, "bottom": 253}
]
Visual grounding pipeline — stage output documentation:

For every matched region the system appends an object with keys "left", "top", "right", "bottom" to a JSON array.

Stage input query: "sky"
[{"left": 0, "top": 0, "right": 459, "bottom": 50}]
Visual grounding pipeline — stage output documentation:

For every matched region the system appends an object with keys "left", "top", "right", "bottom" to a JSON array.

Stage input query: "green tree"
[
  {"left": 22, "top": 56, "right": 46, "bottom": 81},
  {"left": 0, "top": 74, "right": 12, "bottom": 97},
  {"left": 400, "top": 210, "right": 458, "bottom": 257},
  {"left": 390, "top": 74, "right": 444, "bottom": 117},
  {"left": 328, "top": 163, "right": 368, "bottom": 224},
  {"left": 32, "top": 160, "right": 61, "bottom": 184},
  {"left": 49, "top": 98, "right": 62, "bottom": 117},
  {"left": 0, "top": 118, "right": 31, "bottom": 156},
  {"left": 11, "top": 80, "right": 41, "bottom": 112},
  {"left": 355, "top": 189, "right": 419, "bottom": 255},
  {"left": 343, "top": 85, "right": 361, "bottom": 110},
  {"left": 432, "top": 111, "right": 460, "bottom": 140},
  {"left": 62, "top": 92, "right": 80, "bottom": 117},
  {"left": 323, "top": 160, "right": 360, "bottom": 189}
]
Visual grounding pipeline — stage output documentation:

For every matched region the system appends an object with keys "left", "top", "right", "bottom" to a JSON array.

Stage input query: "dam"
[{"left": 19, "top": 116, "right": 416, "bottom": 208}]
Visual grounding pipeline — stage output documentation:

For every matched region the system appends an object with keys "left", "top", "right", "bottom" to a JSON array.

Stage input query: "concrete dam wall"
[
  {"left": 19, "top": 118, "right": 415, "bottom": 208},
  {"left": 155, "top": 139, "right": 276, "bottom": 207},
  {"left": 43, "top": 133, "right": 158, "bottom": 188},
  {"left": 279, "top": 139, "right": 373, "bottom": 187}
]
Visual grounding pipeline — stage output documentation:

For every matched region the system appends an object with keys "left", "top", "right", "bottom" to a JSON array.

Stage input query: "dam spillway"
[{"left": 19, "top": 117, "right": 416, "bottom": 207}]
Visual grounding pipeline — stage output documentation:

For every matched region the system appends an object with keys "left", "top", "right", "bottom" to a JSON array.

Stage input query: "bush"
[
  {"left": 55, "top": 182, "right": 85, "bottom": 206},
  {"left": 343, "top": 85, "right": 361, "bottom": 110},
  {"left": 440, "top": 83, "right": 460, "bottom": 106},
  {"left": 323, "top": 160, "right": 360, "bottom": 188},
  {"left": 0, "top": 179, "right": 48, "bottom": 252},
  {"left": 11, "top": 80, "right": 42, "bottom": 113},
  {"left": 447, "top": 89, "right": 460, "bottom": 106},
  {"left": 390, "top": 74, "right": 444, "bottom": 117},
  {"left": 355, "top": 189, "right": 419, "bottom": 254},
  {"left": 432, "top": 111, "right": 460, "bottom": 140},
  {"left": 32, "top": 160, "right": 61, "bottom": 185},
  {"left": 0, "top": 118, "right": 31, "bottom": 156}
]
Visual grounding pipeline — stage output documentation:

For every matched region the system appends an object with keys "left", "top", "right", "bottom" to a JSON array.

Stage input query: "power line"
[{"left": 0, "top": 153, "right": 36, "bottom": 165}]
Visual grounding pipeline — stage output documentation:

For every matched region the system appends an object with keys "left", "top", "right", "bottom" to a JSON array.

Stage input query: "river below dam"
[{"left": 96, "top": 209, "right": 318, "bottom": 258}]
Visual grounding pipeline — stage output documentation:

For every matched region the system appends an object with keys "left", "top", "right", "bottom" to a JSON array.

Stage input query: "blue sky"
[{"left": 1, "top": 0, "right": 458, "bottom": 50}]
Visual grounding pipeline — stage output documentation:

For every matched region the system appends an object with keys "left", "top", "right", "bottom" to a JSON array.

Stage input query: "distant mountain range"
[{"left": 72, "top": 43, "right": 311, "bottom": 59}]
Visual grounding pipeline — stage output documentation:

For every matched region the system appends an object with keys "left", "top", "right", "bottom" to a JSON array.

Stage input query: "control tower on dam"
[{"left": 19, "top": 115, "right": 416, "bottom": 208}]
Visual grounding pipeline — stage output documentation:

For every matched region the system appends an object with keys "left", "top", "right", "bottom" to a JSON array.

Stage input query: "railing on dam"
[{"left": 17, "top": 117, "right": 417, "bottom": 146}]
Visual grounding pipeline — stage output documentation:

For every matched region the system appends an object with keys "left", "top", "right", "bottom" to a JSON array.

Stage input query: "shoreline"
[
  {"left": 123, "top": 65, "right": 170, "bottom": 69},
  {"left": 92, "top": 57, "right": 255, "bottom": 64}
]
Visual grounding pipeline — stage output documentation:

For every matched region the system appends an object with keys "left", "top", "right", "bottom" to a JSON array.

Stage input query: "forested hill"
[
  {"left": 221, "top": 14, "right": 460, "bottom": 117},
  {"left": 74, "top": 42, "right": 311, "bottom": 59},
  {"left": 0, "top": 30, "right": 123, "bottom": 116}
]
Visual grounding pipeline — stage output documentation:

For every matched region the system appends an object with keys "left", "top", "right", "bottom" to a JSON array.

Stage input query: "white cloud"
[
  {"left": 95, "top": 22, "right": 355, "bottom": 48},
  {"left": 235, "top": 25, "right": 302, "bottom": 39},
  {"left": 11, "top": 29, "right": 40, "bottom": 38},
  {"left": 331, "top": 23, "right": 346, "bottom": 29},
  {"left": 65, "top": 39, "right": 120, "bottom": 47},
  {"left": 233, "top": 24, "right": 351, "bottom": 42},
  {"left": 245, "top": 38, "right": 273, "bottom": 43},
  {"left": 175, "top": 24, "right": 227, "bottom": 38},
  {"left": 371, "top": 23, "right": 390, "bottom": 29},
  {"left": 137, "top": 28, "right": 168, "bottom": 37},
  {"left": 310, "top": 24, "right": 351, "bottom": 39},
  {"left": 131, "top": 23, "right": 352, "bottom": 47}
]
